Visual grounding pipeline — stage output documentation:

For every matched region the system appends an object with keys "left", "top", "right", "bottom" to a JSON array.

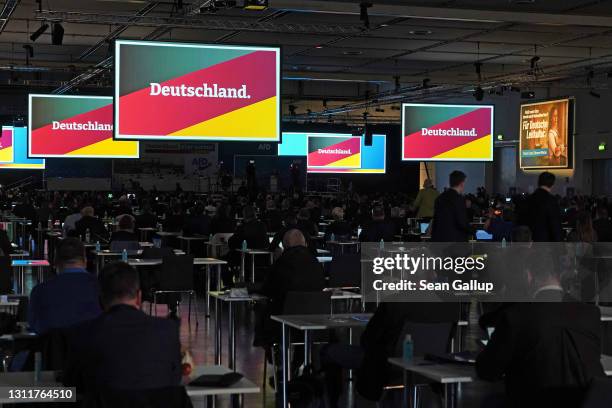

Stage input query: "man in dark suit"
[
  {"left": 65, "top": 262, "right": 181, "bottom": 391},
  {"left": 431, "top": 170, "right": 471, "bottom": 242},
  {"left": 109, "top": 214, "right": 138, "bottom": 244},
  {"left": 476, "top": 253, "right": 605, "bottom": 408},
  {"left": 526, "top": 171, "right": 562, "bottom": 242},
  {"left": 594, "top": 206, "right": 612, "bottom": 242},
  {"left": 228, "top": 205, "right": 268, "bottom": 250},
  {"left": 260, "top": 229, "right": 325, "bottom": 317},
  {"left": 135, "top": 201, "right": 157, "bottom": 230},
  {"left": 28, "top": 238, "right": 101, "bottom": 334},
  {"left": 182, "top": 203, "right": 211, "bottom": 237},
  {"left": 358, "top": 206, "right": 395, "bottom": 242},
  {"left": 75, "top": 206, "right": 109, "bottom": 242}
]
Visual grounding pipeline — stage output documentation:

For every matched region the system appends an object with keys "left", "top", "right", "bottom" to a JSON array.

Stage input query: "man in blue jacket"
[{"left": 28, "top": 237, "right": 101, "bottom": 334}]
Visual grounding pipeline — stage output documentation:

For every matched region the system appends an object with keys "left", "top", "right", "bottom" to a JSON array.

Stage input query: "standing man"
[
  {"left": 431, "top": 171, "right": 471, "bottom": 242},
  {"left": 411, "top": 178, "right": 439, "bottom": 220},
  {"left": 527, "top": 171, "right": 562, "bottom": 242}
]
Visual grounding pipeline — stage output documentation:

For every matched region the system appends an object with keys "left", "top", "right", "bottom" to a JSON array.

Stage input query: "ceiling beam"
[{"left": 270, "top": 0, "right": 612, "bottom": 27}]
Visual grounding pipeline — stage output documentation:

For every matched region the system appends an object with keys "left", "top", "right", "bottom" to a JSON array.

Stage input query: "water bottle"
[
  {"left": 501, "top": 237, "right": 507, "bottom": 248},
  {"left": 37, "top": 221, "right": 42, "bottom": 231},
  {"left": 34, "top": 351, "right": 41, "bottom": 383},
  {"left": 241, "top": 240, "right": 247, "bottom": 251},
  {"left": 85, "top": 228, "right": 91, "bottom": 243},
  {"left": 403, "top": 334, "right": 414, "bottom": 363},
  {"left": 95, "top": 241, "right": 101, "bottom": 252},
  {"left": 379, "top": 238, "right": 384, "bottom": 251},
  {"left": 157, "top": 222, "right": 163, "bottom": 232},
  {"left": 122, "top": 248, "right": 128, "bottom": 262},
  {"left": 330, "top": 233, "right": 336, "bottom": 242},
  {"left": 47, "top": 218, "right": 52, "bottom": 230}
]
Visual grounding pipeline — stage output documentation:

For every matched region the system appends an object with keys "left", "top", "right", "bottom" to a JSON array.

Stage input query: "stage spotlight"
[
  {"left": 521, "top": 91, "right": 536, "bottom": 99},
  {"left": 473, "top": 86, "right": 484, "bottom": 101},
  {"left": 51, "top": 23, "right": 64, "bottom": 45},
  {"left": 30, "top": 23, "right": 48, "bottom": 42}
]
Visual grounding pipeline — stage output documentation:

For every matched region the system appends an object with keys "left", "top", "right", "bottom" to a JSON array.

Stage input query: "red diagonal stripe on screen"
[
  {"left": 30, "top": 104, "right": 113, "bottom": 155},
  {"left": 403, "top": 108, "right": 491, "bottom": 159},
  {"left": 118, "top": 51, "right": 277, "bottom": 136}
]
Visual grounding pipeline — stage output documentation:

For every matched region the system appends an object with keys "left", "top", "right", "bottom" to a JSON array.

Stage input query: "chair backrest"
[
  {"left": 328, "top": 254, "right": 361, "bottom": 289},
  {"left": 159, "top": 255, "right": 195, "bottom": 292},
  {"left": 581, "top": 377, "right": 612, "bottom": 408},
  {"left": 393, "top": 321, "right": 454, "bottom": 358},
  {"left": 282, "top": 291, "right": 332, "bottom": 315},
  {"left": 0, "top": 256, "right": 11, "bottom": 293},
  {"left": 110, "top": 240, "right": 140, "bottom": 252},
  {"left": 141, "top": 247, "right": 174, "bottom": 260}
]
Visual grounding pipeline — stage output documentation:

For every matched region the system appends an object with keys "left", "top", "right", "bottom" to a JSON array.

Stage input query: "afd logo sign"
[
  {"left": 191, "top": 157, "right": 212, "bottom": 170},
  {"left": 258, "top": 144, "right": 272, "bottom": 151}
]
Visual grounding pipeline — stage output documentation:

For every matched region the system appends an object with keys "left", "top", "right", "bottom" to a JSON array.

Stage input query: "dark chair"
[
  {"left": 140, "top": 247, "right": 175, "bottom": 305},
  {"left": 384, "top": 321, "right": 455, "bottom": 407},
  {"left": 263, "top": 291, "right": 332, "bottom": 395},
  {"left": 327, "top": 254, "right": 361, "bottom": 290},
  {"left": 152, "top": 255, "right": 198, "bottom": 325},
  {"left": 0, "top": 256, "right": 12, "bottom": 294},
  {"left": 110, "top": 241, "right": 140, "bottom": 252},
  {"left": 81, "top": 386, "right": 193, "bottom": 408}
]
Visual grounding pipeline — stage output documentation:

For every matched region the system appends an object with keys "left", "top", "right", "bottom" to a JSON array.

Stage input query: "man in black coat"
[
  {"left": 526, "top": 171, "right": 562, "bottom": 242},
  {"left": 260, "top": 228, "right": 326, "bottom": 316},
  {"left": 431, "top": 170, "right": 471, "bottom": 242},
  {"left": 476, "top": 253, "right": 605, "bottom": 408},
  {"left": 74, "top": 206, "right": 109, "bottom": 242},
  {"left": 64, "top": 262, "right": 182, "bottom": 391},
  {"left": 358, "top": 206, "right": 395, "bottom": 242}
]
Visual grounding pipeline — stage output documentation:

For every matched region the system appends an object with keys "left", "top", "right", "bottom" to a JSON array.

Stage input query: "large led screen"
[
  {"left": 278, "top": 132, "right": 386, "bottom": 174},
  {"left": 29, "top": 95, "right": 139, "bottom": 158},
  {"left": 402, "top": 103, "right": 494, "bottom": 161},
  {"left": 519, "top": 98, "right": 572, "bottom": 169},
  {"left": 114, "top": 40, "right": 280, "bottom": 141},
  {"left": 0, "top": 127, "right": 44, "bottom": 169}
]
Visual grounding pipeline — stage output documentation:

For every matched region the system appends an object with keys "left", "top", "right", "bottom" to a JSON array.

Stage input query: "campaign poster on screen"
[
  {"left": 402, "top": 103, "right": 494, "bottom": 161},
  {"left": 0, "top": 127, "right": 13, "bottom": 163},
  {"left": 519, "top": 98, "right": 572, "bottom": 169},
  {"left": 29, "top": 95, "right": 139, "bottom": 158},
  {"left": 115, "top": 40, "right": 280, "bottom": 141},
  {"left": 279, "top": 132, "right": 386, "bottom": 174},
  {"left": 0, "top": 127, "right": 44, "bottom": 169},
  {"left": 307, "top": 135, "right": 362, "bottom": 170}
]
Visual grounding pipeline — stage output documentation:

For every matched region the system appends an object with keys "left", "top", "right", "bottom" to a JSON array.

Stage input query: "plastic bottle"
[
  {"left": 330, "top": 233, "right": 336, "bottom": 242},
  {"left": 379, "top": 238, "right": 384, "bottom": 251},
  {"left": 47, "top": 218, "right": 52, "bottom": 230},
  {"left": 403, "top": 334, "right": 414, "bottom": 363},
  {"left": 85, "top": 228, "right": 91, "bottom": 243},
  {"left": 241, "top": 239, "right": 247, "bottom": 251},
  {"left": 95, "top": 241, "right": 101, "bottom": 252},
  {"left": 122, "top": 248, "right": 128, "bottom": 262},
  {"left": 37, "top": 221, "right": 42, "bottom": 231},
  {"left": 501, "top": 237, "right": 507, "bottom": 248}
]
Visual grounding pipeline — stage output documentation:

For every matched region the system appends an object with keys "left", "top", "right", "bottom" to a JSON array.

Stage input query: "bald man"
[{"left": 260, "top": 228, "right": 326, "bottom": 318}]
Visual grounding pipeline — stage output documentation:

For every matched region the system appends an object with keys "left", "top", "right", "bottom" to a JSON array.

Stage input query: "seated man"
[
  {"left": 28, "top": 238, "right": 101, "bottom": 334},
  {"left": 65, "top": 262, "right": 181, "bottom": 390},
  {"left": 75, "top": 206, "right": 108, "bottom": 242},
  {"left": 358, "top": 205, "right": 395, "bottom": 242},
  {"left": 476, "top": 252, "right": 605, "bottom": 408},
  {"left": 261, "top": 229, "right": 326, "bottom": 316},
  {"left": 110, "top": 214, "right": 138, "bottom": 244}
]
